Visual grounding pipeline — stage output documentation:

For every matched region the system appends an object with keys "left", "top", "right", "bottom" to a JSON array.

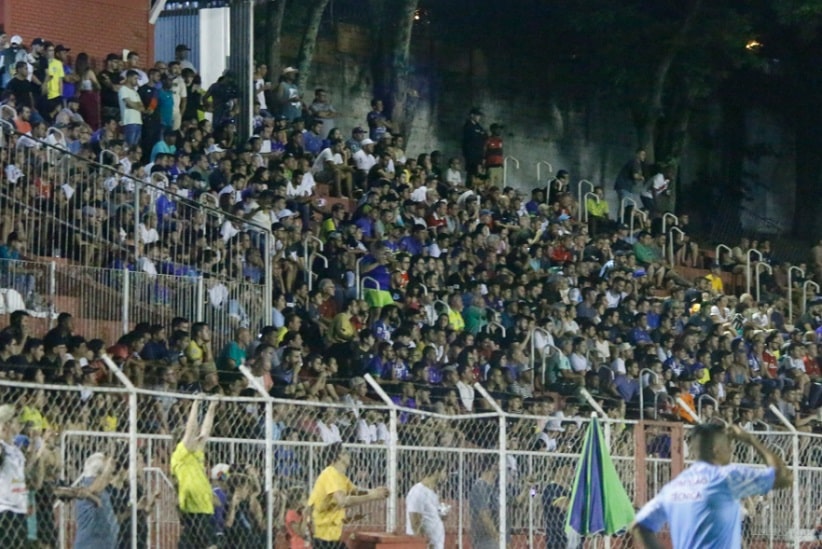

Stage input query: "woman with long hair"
[{"left": 75, "top": 53, "right": 101, "bottom": 129}]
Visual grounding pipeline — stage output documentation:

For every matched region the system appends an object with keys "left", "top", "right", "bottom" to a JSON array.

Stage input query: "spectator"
[
  {"left": 308, "top": 442, "right": 389, "bottom": 549},
  {"left": 73, "top": 452, "right": 119, "bottom": 548},
  {"left": 406, "top": 460, "right": 448, "bottom": 549},
  {"left": 172, "top": 398, "right": 220, "bottom": 549},
  {"left": 462, "top": 107, "right": 487, "bottom": 177}
]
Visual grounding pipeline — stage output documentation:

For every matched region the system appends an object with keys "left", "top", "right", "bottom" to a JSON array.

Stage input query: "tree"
[
  {"left": 265, "top": 0, "right": 288, "bottom": 78},
  {"left": 295, "top": 0, "right": 332, "bottom": 88},
  {"left": 366, "top": 0, "right": 421, "bottom": 137}
]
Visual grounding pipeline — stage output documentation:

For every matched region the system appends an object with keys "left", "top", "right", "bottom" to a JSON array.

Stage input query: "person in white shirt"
[
  {"left": 445, "top": 157, "right": 464, "bottom": 187},
  {"left": 455, "top": 365, "right": 476, "bottom": 412},
  {"left": 352, "top": 138, "right": 377, "bottom": 176},
  {"left": 406, "top": 460, "right": 448, "bottom": 549},
  {"left": 316, "top": 408, "right": 343, "bottom": 443},
  {"left": 0, "top": 404, "right": 28, "bottom": 546}
]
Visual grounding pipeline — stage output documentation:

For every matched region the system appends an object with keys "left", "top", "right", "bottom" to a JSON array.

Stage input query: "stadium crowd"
[{"left": 0, "top": 28, "right": 822, "bottom": 549}]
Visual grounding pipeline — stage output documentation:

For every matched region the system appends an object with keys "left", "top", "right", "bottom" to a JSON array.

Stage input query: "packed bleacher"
[{"left": 0, "top": 30, "right": 822, "bottom": 547}]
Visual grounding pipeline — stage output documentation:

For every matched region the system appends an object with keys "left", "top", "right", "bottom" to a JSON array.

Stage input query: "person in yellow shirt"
[
  {"left": 447, "top": 294, "right": 465, "bottom": 332},
  {"left": 308, "top": 442, "right": 389, "bottom": 548},
  {"left": 705, "top": 264, "right": 725, "bottom": 295},
  {"left": 42, "top": 42, "right": 65, "bottom": 119},
  {"left": 171, "top": 397, "right": 219, "bottom": 549}
]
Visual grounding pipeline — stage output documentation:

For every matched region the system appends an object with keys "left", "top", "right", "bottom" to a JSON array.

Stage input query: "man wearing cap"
[
  {"left": 352, "top": 138, "right": 377, "bottom": 182},
  {"left": 346, "top": 126, "right": 367, "bottom": 154},
  {"left": 462, "top": 107, "right": 487, "bottom": 177},
  {"left": 6, "top": 62, "right": 37, "bottom": 111},
  {"left": 0, "top": 404, "right": 27, "bottom": 547},
  {"left": 27, "top": 38, "right": 47, "bottom": 85},
  {"left": 175, "top": 44, "right": 195, "bottom": 72},
  {"left": 275, "top": 66, "right": 303, "bottom": 122},
  {"left": 1, "top": 36, "right": 28, "bottom": 89},
  {"left": 99, "top": 54, "right": 123, "bottom": 120}
]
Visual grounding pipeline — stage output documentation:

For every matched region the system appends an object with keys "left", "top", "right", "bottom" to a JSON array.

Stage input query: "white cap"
[
  {"left": 545, "top": 418, "right": 565, "bottom": 432},
  {"left": 277, "top": 209, "right": 298, "bottom": 220},
  {"left": 211, "top": 463, "right": 230, "bottom": 481},
  {"left": 360, "top": 138, "right": 375, "bottom": 146},
  {"left": 10, "top": 35, "right": 22, "bottom": 46},
  {"left": 206, "top": 144, "right": 225, "bottom": 154}
]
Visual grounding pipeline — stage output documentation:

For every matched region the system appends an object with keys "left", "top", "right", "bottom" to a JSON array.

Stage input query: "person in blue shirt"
[
  {"left": 633, "top": 423, "right": 791, "bottom": 549},
  {"left": 150, "top": 129, "right": 177, "bottom": 162}
]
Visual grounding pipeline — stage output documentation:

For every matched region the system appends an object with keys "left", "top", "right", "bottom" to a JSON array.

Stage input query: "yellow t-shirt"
[
  {"left": 19, "top": 406, "right": 49, "bottom": 431},
  {"left": 448, "top": 309, "right": 465, "bottom": 332},
  {"left": 309, "top": 465, "right": 354, "bottom": 541},
  {"left": 46, "top": 59, "right": 64, "bottom": 100},
  {"left": 705, "top": 274, "right": 724, "bottom": 294},
  {"left": 185, "top": 341, "right": 204, "bottom": 364},
  {"left": 171, "top": 442, "right": 214, "bottom": 514}
]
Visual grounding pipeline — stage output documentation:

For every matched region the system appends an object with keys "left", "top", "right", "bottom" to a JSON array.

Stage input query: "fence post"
[
  {"left": 474, "top": 383, "right": 506, "bottom": 549},
  {"left": 196, "top": 275, "right": 205, "bottom": 322},
  {"left": 769, "top": 404, "right": 800, "bottom": 549},
  {"left": 100, "top": 355, "right": 139, "bottom": 549},
  {"left": 122, "top": 268, "right": 130, "bottom": 334},
  {"left": 48, "top": 261, "right": 57, "bottom": 327},
  {"left": 364, "top": 374, "right": 398, "bottom": 533},
  {"left": 239, "top": 365, "right": 275, "bottom": 549},
  {"left": 263, "top": 230, "right": 273, "bottom": 327}
]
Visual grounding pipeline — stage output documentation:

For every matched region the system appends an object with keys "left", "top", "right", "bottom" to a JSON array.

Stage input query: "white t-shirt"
[
  {"left": 405, "top": 482, "right": 445, "bottom": 549},
  {"left": 0, "top": 440, "right": 28, "bottom": 514},
  {"left": 353, "top": 149, "right": 377, "bottom": 173},
  {"left": 312, "top": 148, "right": 343, "bottom": 174}
]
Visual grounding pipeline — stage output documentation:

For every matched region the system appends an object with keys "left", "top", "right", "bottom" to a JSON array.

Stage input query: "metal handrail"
[
  {"left": 667, "top": 226, "right": 685, "bottom": 267},
  {"left": 661, "top": 212, "right": 679, "bottom": 234},
  {"left": 746, "top": 248, "right": 763, "bottom": 296},
  {"left": 418, "top": 283, "right": 428, "bottom": 295},
  {"left": 483, "top": 320, "right": 506, "bottom": 338},
  {"left": 582, "top": 192, "right": 600, "bottom": 223},
  {"left": 697, "top": 394, "right": 719, "bottom": 420},
  {"left": 432, "top": 299, "right": 451, "bottom": 315},
  {"left": 715, "top": 244, "right": 732, "bottom": 268},
  {"left": 99, "top": 148, "right": 118, "bottom": 166},
  {"left": 802, "top": 280, "right": 820, "bottom": 316},
  {"left": 755, "top": 262, "right": 772, "bottom": 303},
  {"left": 577, "top": 180, "right": 594, "bottom": 211},
  {"left": 529, "top": 327, "right": 552, "bottom": 373},
  {"left": 307, "top": 252, "right": 328, "bottom": 291},
  {"left": 536, "top": 160, "right": 553, "bottom": 182},
  {"left": 787, "top": 266, "right": 805, "bottom": 322},
  {"left": 355, "top": 256, "right": 365, "bottom": 299},
  {"left": 303, "top": 235, "right": 324, "bottom": 284},
  {"left": 503, "top": 156, "right": 520, "bottom": 187},
  {"left": 619, "top": 197, "right": 638, "bottom": 225},
  {"left": 359, "top": 275, "right": 380, "bottom": 301},
  {"left": 638, "top": 368, "right": 659, "bottom": 421},
  {"left": 540, "top": 343, "right": 560, "bottom": 387},
  {"left": 653, "top": 393, "right": 673, "bottom": 420}
]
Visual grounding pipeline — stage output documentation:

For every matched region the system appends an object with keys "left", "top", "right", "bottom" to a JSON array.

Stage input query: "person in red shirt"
[
  {"left": 484, "top": 122, "right": 504, "bottom": 187},
  {"left": 283, "top": 486, "right": 310, "bottom": 549}
]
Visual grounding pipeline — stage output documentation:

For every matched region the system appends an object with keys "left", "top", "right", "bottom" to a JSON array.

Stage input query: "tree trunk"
[
  {"left": 295, "top": 0, "right": 331, "bottom": 88},
  {"left": 266, "top": 0, "right": 288, "bottom": 78},
  {"left": 636, "top": 0, "right": 703, "bottom": 163},
  {"left": 388, "top": 0, "right": 421, "bottom": 137}
]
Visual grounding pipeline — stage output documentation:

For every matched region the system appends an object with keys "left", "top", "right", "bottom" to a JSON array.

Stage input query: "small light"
[{"left": 746, "top": 40, "right": 763, "bottom": 51}]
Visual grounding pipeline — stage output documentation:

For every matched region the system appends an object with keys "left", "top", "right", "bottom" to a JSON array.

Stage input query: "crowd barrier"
[{"left": 0, "top": 374, "right": 818, "bottom": 549}]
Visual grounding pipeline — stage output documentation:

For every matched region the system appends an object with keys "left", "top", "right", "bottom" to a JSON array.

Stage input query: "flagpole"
[{"left": 580, "top": 390, "right": 612, "bottom": 549}]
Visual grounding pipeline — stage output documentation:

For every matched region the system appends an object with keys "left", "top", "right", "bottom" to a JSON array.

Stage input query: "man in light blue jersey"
[{"left": 632, "top": 423, "right": 791, "bottom": 549}]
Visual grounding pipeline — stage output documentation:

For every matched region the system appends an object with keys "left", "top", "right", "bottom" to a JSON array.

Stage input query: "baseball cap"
[
  {"left": 175, "top": 43, "right": 191, "bottom": 51},
  {"left": 211, "top": 463, "right": 230, "bottom": 481},
  {"left": 360, "top": 138, "right": 375, "bottom": 146},
  {"left": 10, "top": 35, "right": 22, "bottom": 46},
  {"left": 32, "top": 38, "right": 45, "bottom": 46},
  {"left": 352, "top": 126, "right": 366, "bottom": 134},
  {"left": 55, "top": 44, "right": 71, "bottom": 53}
]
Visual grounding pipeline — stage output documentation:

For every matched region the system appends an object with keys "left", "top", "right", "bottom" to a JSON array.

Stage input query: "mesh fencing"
[{"left": 2, "top": 376, "right": 822, "bottom": 548}]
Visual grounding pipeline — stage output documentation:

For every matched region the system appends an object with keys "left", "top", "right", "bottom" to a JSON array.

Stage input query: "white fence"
[{"left": 0, "top": 375, "right": 818, "bottom": 549}]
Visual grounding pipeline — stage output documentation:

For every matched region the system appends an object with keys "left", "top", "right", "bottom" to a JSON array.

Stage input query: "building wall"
[{"left": 2, "top": 0, "right": 152, "bottom": 68}]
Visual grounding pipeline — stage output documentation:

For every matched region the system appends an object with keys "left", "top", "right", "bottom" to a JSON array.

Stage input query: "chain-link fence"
[{"left": 1, "top": 374, "right": 820, "bottom": 548}]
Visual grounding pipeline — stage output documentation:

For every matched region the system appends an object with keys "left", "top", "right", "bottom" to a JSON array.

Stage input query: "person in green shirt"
[
  {"left": 463, "top": 294, "right": 488, "bottom": 335},
  {"left": 217, "top": 327, "right": 252, "bottom": 383}
]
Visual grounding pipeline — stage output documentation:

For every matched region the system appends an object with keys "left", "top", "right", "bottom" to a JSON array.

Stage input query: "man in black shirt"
[
  {"left": 5, "top": 62, "right": 37, "bottom": 110},
  {"left": 98, "top": 53, "right": 122, "bottom": 121},
  {"left": 462, "top": 107, "right": 487, "bottom": 177}
]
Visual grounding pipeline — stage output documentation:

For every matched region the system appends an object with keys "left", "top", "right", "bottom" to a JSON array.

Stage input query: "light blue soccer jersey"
[{"left": 635, "top": 461, "right": 775, "bottom": 549}]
